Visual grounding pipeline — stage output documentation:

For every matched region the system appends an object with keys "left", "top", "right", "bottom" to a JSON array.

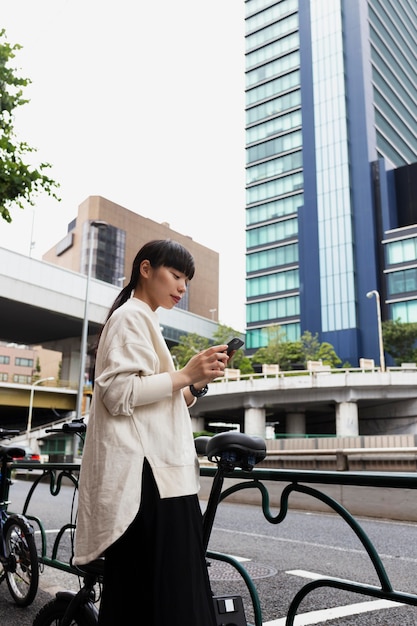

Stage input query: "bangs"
[{"left": 151, "top": 240, "right": 195, "bottom": 280}]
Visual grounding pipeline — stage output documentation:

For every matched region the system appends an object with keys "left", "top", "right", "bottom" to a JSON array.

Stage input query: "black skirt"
[{"left": 98, "top": 459, "right": 217, "bottom": 626}]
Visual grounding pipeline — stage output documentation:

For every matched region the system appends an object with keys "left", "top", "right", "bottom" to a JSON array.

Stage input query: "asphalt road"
[{"left": 2, "top": 474, "right": 417, "bottom": 625}]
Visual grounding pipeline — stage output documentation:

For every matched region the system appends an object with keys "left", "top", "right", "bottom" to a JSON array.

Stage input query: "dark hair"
[
  {"left": 104, "top": 239, "right": 195, "bottom": 325},
  {"left": 90, "top": 240, "right": 194, "bottom": 385}
]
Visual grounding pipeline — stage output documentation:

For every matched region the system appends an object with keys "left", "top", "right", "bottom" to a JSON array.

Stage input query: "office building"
[
  {"left": 0, "top": 342, "right": 61, "bottom": 385},
  {"left": 43, "top": 195, "right": 220, "bottom": 338},
  {"left": 245, "top": 0, "right": 417, "bottom": 366}
]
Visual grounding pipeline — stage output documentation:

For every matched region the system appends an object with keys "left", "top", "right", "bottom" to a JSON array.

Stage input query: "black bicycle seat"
[
  {"left": 206, "top": 432, "right": 267, "bottom": 471},
  {"left": 0, "top": 445, "right": 26, "bottom": 460},
  {"left": 194, "top": 436, "right": 211, "bottom": 456}
]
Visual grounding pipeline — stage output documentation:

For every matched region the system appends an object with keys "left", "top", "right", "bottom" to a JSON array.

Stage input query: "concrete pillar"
[
  {"left": 191, "top": 416, "right": 205, "bottom": 433},
  {"left": 244, "top": 407, "right": 266, "bottom": 437},
  {"left": 286, "top": 411, "right": 306, "bottom": 435},
  {"left": 336, "top": 401, "right": 359, "bottom": 436}
]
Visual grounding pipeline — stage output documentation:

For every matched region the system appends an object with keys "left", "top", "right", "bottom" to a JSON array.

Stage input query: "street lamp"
[
  {"left": 366, "top": 290, "right": 386, "bottom": 372},
  {"left": 27, "top": 377, "right": 55, "bottom": 443},
  {"left": 75, "top": 220, "right": 108, "bottom": 420}
]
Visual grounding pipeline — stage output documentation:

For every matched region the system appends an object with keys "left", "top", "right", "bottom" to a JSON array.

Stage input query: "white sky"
[{"left": 0, "top": 0, "right": 247, "bottom": 331}]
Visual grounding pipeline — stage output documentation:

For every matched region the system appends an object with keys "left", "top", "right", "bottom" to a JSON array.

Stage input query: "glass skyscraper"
[{"left": 245, "top": 0, "right": 417, "bottom": 366}]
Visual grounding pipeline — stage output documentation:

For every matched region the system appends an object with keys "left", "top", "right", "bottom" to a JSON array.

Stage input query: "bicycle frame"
[{"left": 29, "top": 428, "right": 267, "bottom": 626}]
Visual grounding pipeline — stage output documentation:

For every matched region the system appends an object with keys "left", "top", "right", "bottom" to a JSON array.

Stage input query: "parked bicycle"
[
  {"left": 32, "top": 427, "right": 266, "bottom": 626},
  {"left": 0, "top": 427, "right": 39, "bottom": 606}
]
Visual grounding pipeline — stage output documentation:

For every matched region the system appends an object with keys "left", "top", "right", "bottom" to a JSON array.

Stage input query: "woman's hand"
[{"left": 170, "top": 344, "right": 229, "bottom": 393}]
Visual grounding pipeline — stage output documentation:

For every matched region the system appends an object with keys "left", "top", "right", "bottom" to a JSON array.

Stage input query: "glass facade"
[
  {"left": 384, "top": 233, "right": 417, "bottom": 323},
  {"left": 310, "top": 0, "right": 356, "bottom": 333},
  {"left": 245, "top": 0, "right": 417, "bottom": 361},
  {"left": 245, "top": 0, "right": 301, "bottom": 351},
  {"left": 369, "top": 0, "right": 417, "bottom": 165},
  {"left": 81, "top": 222, "right": 126, "bottom": 287}
]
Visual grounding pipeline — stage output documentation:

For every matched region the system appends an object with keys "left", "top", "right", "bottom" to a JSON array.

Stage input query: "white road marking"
[
  {"left": 262, "top": 569, "right": 404, "bottom": 625},
  {"left": 214, "top": 527, "right": 417, "bottom": 563}
]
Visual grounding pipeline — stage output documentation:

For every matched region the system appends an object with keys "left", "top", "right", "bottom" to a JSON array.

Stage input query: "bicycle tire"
[
  {"left": 33, "top": 595, "right": 98, "bottom": 626},
  {"left": 4, "top": 514, "right": 39, "bottom": 606}
]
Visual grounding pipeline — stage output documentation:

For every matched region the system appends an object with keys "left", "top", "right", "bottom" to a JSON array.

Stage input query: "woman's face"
[{"left": 137, "top": 265, "right": 189, "bottom": 311}]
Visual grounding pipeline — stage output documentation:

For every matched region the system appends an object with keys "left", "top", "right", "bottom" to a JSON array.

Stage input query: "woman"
[{"left": 74, "top": 239, "right": 230, "bottom": 625}]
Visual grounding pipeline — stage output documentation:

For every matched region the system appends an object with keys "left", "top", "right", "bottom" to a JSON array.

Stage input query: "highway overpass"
[
  {"left": 1, "top": 247, "right": 417, "bottom": 440},
  {"left": 0, "top": 247, "right": 218, "bottom": 425}
]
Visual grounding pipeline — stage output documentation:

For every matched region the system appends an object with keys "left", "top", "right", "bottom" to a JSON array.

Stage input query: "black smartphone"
[{"left": 226, "top": 337, "right": 244, "bottom": 356}]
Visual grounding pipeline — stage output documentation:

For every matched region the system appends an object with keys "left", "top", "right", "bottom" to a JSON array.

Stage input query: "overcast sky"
[{"left": 0, "top": 0, "right": 247, "bottom": 331}]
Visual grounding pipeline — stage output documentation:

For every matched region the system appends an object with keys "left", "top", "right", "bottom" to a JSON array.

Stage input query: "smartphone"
[{"left": 226, "top": 337, "right": 244, "bottom": 356}]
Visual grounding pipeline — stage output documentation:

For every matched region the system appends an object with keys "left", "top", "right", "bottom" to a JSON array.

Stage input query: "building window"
[
  {"left": 246, "top": 322, "right": 300, "bottom": 350},
  {"left": 387, "top": 268, "right": 417, "bottom": 296},
  {"left": 390, "top": 300, "right": 417, "bottom": 323},
  {"left": 0, "top": 355, "right": 10, "bottom": 364},
  {"left": 247, "top": 150, "right": 303, "bottom": 185},
  {"left": 15, "top": 357, "right": 34, "bottom": 368},
  {"left": 247, "top": 269, "right": 299, "bottom": 298},
  {"left": 386, "top": 238, "right": 417, "bottom": 265},
  {"left": 247, "top": 195, "right": 303, "bottom": 226},
  {"left": 247, "top": 129, "right": 302, "bottom": 163},
  {"left": 246, "top": 90, "right": 301, "bottom": 126},
  {"left": 247, "top": 295, "right": 299, "bottom": 323},
  {"left": 247, "top": 218, "right": 298, "bottom": 249},
  {"left": 247, "top": 243, "right": 299, "bottom": 272},
  {"left": 13, "top": 374, "right": 32, "bottom": 384},
  {"left": 0, "top": 373, "right": 8, "bottom": 382}
]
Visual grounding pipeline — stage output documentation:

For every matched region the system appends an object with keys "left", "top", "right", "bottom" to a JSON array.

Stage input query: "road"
[{"left": 2, "top": 473, "right": 417, "bottom": 625}]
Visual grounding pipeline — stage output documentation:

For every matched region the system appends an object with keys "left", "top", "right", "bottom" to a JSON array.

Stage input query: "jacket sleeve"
[{"left": 94, "top": 313, "right": 173, "bottom": 416}]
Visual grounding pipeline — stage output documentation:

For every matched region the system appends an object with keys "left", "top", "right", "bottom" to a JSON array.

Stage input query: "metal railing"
[
  {"left": 10, "top": 460, "right": 417, "bottom": 625},
  {"left": 263, "top": 446, "right": 417, "bottom": 471}
]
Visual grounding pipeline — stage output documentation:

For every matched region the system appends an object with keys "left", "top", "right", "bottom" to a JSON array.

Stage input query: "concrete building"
[
  {"left": 43, "top": 195, "right": 219, "bottom": 324},
  {"left": 245, "top": 0, "right": 417, "bottom": 366},
  {"left": 0, "top": 342, "right": 61, "bottom": 385}
]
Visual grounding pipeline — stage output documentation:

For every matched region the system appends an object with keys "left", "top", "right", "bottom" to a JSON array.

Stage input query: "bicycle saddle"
[
  {"left": 205, "top": 432, "right": 266, "bottom": 471},
  {"left": 0, "top": 445, "right": 26, "bottom": 460}
]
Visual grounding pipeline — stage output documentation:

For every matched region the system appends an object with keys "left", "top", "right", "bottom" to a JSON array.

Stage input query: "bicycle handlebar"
[
  {"left": 0, "top": 428, "right": 20, "bottom": 439},
  {"left": 46, "top": 419, "right": 87, "bottom": 434}
]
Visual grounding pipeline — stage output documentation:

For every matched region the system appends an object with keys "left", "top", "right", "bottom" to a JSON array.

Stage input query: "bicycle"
[
  {"left": 32, "top": 427, "right": 267, "bottom": 626},
  {"left": 0, "top": 427, "right": 39, "bottom": 606}
]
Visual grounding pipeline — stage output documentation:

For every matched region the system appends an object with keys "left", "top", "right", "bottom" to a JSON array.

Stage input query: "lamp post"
[
  {"left": 27, "top": 376, "right": 55, "bottom": 443},
  {"left": 366, "top": 290, "right": 385, "bottom": 372},
  {"left": 75, "top": 220, "right": 108, "bottom": 420}
]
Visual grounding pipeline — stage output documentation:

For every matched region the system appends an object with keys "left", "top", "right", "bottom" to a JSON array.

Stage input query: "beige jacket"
[{"left": 73, "top": 298, "right": 200, "bottom": 565}]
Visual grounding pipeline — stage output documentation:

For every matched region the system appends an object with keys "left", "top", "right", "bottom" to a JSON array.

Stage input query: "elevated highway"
[
  {"left": 0, "top": 247, "right": 217, "bottom": 425},
  {"left": 190, "top": 367, "right": 417, "bottom": 438},
  {"left": 1, "top": 247, "right": 417, "bottom": 439},
  {"left": 2, "top": 367, "right": 417, "bottom": 450}
]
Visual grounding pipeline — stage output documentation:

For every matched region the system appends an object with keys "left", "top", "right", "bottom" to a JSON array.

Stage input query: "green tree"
[
  {"left": 170, "top": 333, "right": 210, "bottom": 369},
  {"left": 251, "top": 325, "right": 286, "bottom": 365},
  {"left": 252, "top": 325, "right": 343, "bottom": 371},
  {"left": 300, "top": 331, "right": 320, "bottom": 361},
  {"left": 277, "top": 340, "right": 304, "bottom": 371},
  {"left": 0, "top": 29, "right": 60, "bottom": 223},
  {"left": 316, "top": 342, "right": 342, "bottom": 367},
  {"left": 382, "top": 319, "right": 417, "bottom": 365}
]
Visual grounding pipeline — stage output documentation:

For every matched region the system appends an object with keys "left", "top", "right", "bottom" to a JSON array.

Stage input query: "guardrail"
[
  {"left": 214, "top": 364, "right": 417, "bottom": 382},
  {"left": 263, "top": 446, "right": 417, "bottom": 471},
  {"left": 9, "top": 459, "right": 417, "bottom": 625}
]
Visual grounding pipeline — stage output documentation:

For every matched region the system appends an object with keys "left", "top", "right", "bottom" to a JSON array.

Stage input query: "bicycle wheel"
[
  {"left": 33, "top": 595, "right": 98, "bottom": 626},
  {"left": 3, "top": 514, "right": 39, "bottom": 606}
]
